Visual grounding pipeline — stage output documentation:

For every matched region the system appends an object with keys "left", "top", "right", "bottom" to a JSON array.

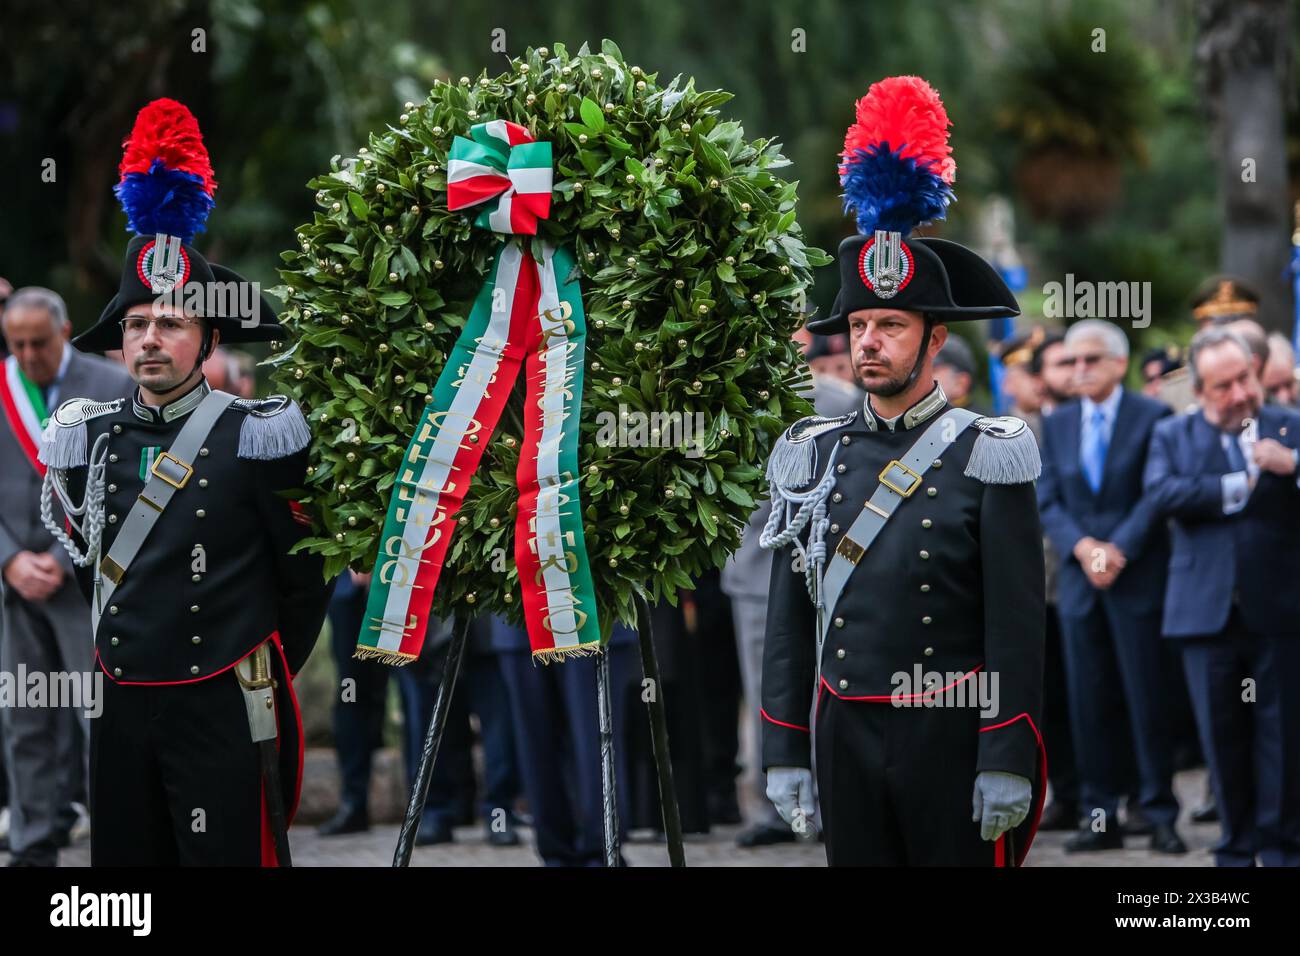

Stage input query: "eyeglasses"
[
  {"left": 1064, "top": 353, "right": 1109, "bottom": 367},
  {"left": 119, "top": 315, "right": 200, "bottom": 340}
]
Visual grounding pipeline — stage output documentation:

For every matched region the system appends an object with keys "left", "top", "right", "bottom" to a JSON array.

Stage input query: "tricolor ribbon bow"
[
  {"left": 446, "top": 120, "right": 553, "bottom": 235},
  {"left": 357, "top": 120, "right": 603, "bottom": 666}
]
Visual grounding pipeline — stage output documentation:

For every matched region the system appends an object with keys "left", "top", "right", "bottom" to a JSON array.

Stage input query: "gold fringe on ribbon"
[
  {"left": 531, "top": 643, "right": 605, "bottom": 665},
  {"left": 352, "top": 646, "right": 418, "bottom": 666}
]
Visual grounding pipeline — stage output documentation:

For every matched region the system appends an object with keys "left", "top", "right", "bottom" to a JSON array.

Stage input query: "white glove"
[
  {"left": 766, "top": 766, "right": 818, "bottom": 836},
  {"left": 971, "top": 771, "right": 1032, "bottom": 841}
]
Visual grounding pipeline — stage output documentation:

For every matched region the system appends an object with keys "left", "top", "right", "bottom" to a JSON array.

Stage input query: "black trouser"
[
  {"left": 1179, "top": 611, "right": 1300, "bottom": 867},
  {"left": 815, "top": 691, "right": 996, "bottom": 866},
  {"left": 691, "top": 572, "right": 742, "bottom": 818},
  {"left": 1060, "top": 600, "right": 1181, "bottom": 829},
  {"left": 1041, "top": 604, "right": 1079, "bottom": 808},
  {"left": 328, "top": 588, "right": 389, "bottom": 813},
  {"left": 394, "top": 640, "right": 521, "bottom": 830},
  {"left": 90, "top": 656, "right": 293, "bottom": 867},
  {"left": 497, "top": 642, "right": 635, "bottom": 866}
]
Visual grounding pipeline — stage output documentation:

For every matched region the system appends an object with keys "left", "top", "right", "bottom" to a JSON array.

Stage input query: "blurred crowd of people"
[
  {"left": 3, "top": 271, "right": 1298, "bottom": 867},
  {"left": 312, "top": 273, "right": 1300, "bottom": 867}
]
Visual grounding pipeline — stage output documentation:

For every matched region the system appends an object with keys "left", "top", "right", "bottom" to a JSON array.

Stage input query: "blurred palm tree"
[
  {"left": 1196, "top": 0, "right": 1295, "bottom": 334},
  {"left": 996, "top": 7, "right": 1155, "bottom": 230}
]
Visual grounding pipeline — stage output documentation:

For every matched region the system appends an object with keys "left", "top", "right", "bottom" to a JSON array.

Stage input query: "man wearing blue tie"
[
  {"left": 1144, "top": 327, "right": 1300, "bottom": 866},
  {"left": 1038, "top": 320, "right": 1184, "bottom": 854}
]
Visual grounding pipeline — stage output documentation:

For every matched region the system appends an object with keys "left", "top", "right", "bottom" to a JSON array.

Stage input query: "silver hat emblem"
[
  {"left": 147, "top": 233, "right": 184, "bottom": 294},
  {"left": 869, "top": 229, "right": 904, "bottom": 299}
]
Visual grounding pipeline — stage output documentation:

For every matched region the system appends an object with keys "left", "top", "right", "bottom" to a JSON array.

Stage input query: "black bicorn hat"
[
  {"left": 807, "top": 76, "right": 1019, "bottom": 335},
  {"left": 809, "top": 234, "right": 1021, "bottom": 334},
  {"left": 75, "top": 235, "right": 283, "bottom": 353},
  {"left": 73, "top": 98, "right": 283, "bottom": 353}
]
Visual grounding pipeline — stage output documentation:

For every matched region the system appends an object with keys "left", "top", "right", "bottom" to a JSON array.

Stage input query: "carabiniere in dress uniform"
[
  {"left": 758, "top": 76, "right": 1047, "bottom": 866},
  {"left": 36, "top": 99, "right": 331, "bottom": 866}
]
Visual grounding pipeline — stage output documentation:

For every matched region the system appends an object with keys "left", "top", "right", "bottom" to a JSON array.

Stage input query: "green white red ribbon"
[
  {"left": 446, "top": 120, "right": 552, "bottom": 235},
  {"left": 356, "top": 123, "right": 601, "bottom": 664}
]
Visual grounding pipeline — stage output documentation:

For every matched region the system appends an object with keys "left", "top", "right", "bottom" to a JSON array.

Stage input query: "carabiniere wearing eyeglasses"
[{"left": 36, "top": 98, "right": 331, "bottom": 867}]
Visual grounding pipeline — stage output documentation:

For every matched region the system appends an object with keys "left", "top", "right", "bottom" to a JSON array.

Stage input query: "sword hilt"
[{"left": 235, "top": 642, "right": 276, "bottom": 690}]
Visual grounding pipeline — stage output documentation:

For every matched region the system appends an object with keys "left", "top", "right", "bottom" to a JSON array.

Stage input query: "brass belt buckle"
[
  {"left": 878, "top": 459, "right": 922, "bottom": 498},
  {"left": 151, "top": 451, "right": 193, "bottom": 490}
]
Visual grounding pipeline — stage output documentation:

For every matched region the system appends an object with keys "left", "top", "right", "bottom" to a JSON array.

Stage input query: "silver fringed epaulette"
[
  {"left": 766, "top": 410, "right": 857, "bottom": 490},
  {"left": 232, "top": 395, "right": 311, "bottom": 460},
  {"left": 963, "top": 416, "right": 1042, "bottom": 485},
  {"left": 38, "top": 398, "right": 124, "bottom": 469}
]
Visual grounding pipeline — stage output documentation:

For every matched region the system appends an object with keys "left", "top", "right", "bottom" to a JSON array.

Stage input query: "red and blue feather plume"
[
  {"left": 839, "top": 76, "right": 956, "bottom": 236},
  {"left": 113, "top": 98, "right": 217, "bottom": 243}
]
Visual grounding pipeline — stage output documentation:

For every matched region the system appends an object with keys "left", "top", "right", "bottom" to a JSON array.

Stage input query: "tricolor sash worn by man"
[
  {"left": 0, "top": 288, "right": 132, "bottom": 868},
  {"left": 759, "top": 76, "right": 1047, "bottom": 867},
  {"left": 2, "top": 353, "right": 55, "bottom": 476},
  {"left": 357, "top": 120, "right": 602, "bottom": 665},
  {"left": 38, "top": 99, "right": 331, "bottom": 866}
]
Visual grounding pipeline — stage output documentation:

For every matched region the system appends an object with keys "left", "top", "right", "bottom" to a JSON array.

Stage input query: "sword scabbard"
[{"left": 235, "top": 643, "right": 278, "bottom": 743}]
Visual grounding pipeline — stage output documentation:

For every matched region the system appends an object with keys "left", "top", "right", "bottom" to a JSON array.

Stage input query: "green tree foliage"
[{"left": 0, "top": 1, "right": 1239, "bottom": 370}]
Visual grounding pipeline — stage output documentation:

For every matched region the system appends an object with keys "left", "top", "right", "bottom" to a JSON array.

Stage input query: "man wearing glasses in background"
[{"left": 1036, "top": 319, "right": 1186, "bottom": 855}]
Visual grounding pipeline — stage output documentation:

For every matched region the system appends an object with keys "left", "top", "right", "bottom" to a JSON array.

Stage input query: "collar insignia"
[
  {"left": 132, "top": 378, "right": 211, "bottom": 423},
  {"left": 863, "top": 381, "right": 947, "bottom": 431}
]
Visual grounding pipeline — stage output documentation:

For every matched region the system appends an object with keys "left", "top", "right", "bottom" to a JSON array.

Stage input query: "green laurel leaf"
[{"left": 275, "top": 39, "right": 824, "bottom": 628}]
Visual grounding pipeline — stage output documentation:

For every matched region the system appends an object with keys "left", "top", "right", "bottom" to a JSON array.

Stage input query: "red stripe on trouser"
[
  {"left": 260, "top": 634, "right": 300, "bottom": 867},
  {"left": 979, "top": 712, "right": 1049, "bottom": 867},
  {"left": 260, "top": 779, "right": 276, "bottom": 867}
]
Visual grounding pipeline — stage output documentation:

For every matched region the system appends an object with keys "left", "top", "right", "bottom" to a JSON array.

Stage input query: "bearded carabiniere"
[{"left": 758, "top": 76, "right": 1047, "bottom": 867}]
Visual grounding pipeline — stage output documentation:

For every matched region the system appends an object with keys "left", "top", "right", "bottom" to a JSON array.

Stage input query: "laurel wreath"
[{"left": 269, "top": 38, "right": 829, "bottom": 631}]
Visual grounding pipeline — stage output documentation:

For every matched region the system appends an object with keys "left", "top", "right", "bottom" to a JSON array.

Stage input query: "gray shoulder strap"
[
  {"left": 92, "top": 390, "right": 236, "bottom": 634},
  {"left": 816, "top": 408, "right": 979, "bottom": 657}
]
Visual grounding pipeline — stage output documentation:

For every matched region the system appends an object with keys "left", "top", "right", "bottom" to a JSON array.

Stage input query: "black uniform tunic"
[
  {"left": 59, "top": 379, "right": 331, "bottom": 865},
  {"left": 761, "top": 385, "right": 1046, "bottom": 865}
]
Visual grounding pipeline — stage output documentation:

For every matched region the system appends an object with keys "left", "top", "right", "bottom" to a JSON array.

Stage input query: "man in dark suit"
[
  {"left": 1144, "top": 326, "right": 1300, "bottom": 866},
  {"left": 317, "top": 570, "right": 390, "bottom": 836},
  {"left": 1037, "top": 319, "right": 1185, "bottom": 854},
  {"left": 491, "top": 615, "right": 636, "bottom": 865},
  {"left": 0, "top": 287, "right": 132, "bottom": 865}
]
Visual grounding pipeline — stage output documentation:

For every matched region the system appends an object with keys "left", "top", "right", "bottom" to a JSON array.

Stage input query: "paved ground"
[{"left": 8, "top": 767, "right": 1223, "bottom": 867}]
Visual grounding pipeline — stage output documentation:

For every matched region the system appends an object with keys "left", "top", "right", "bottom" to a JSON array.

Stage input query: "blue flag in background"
[{"left": 989, "top": 264, "right": 1028, "bottom": 414}]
